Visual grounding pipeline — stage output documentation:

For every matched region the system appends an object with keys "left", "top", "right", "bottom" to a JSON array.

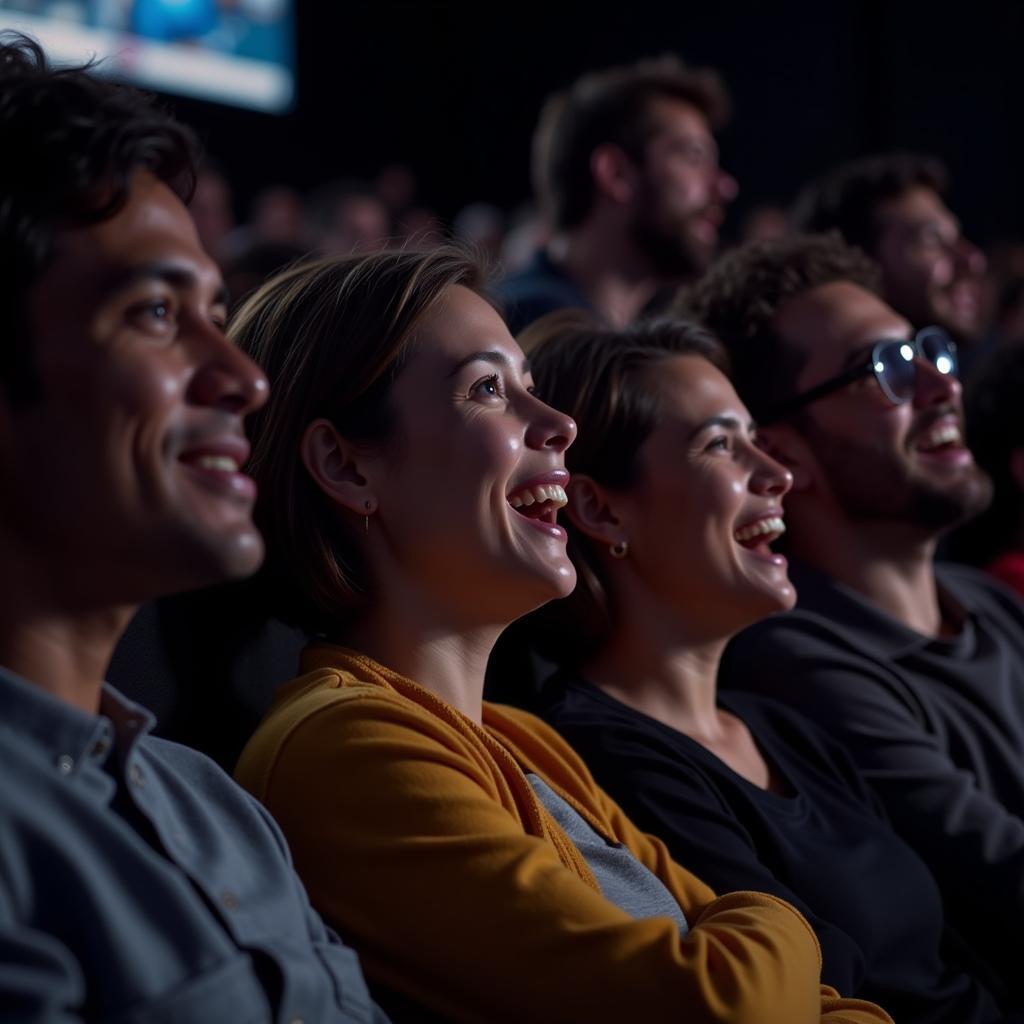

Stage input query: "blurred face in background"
[
  {"left": 873, "top": 186, "right": 986, "bottom": 343},
  {"left": 629, "top": 97, "right": 738, "bottom": 279}
]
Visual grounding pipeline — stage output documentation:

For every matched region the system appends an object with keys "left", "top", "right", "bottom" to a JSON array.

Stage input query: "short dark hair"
[
  {"left": 532, "top": 54, "right": 729, "bottom": 231},
  {"left": 677, "top": 233, "right": 881, "bottom": 421},
  {"left": 791, "top": 152, "right": 948, "bottom": 256},
  {"left": 0, "top": 32, "right": 198, "bottom": 405},
  {"left": 950, "top": 346, "right": 1024, "bottom": 565},
  {"left": 520, "top": 309, "right": 727, "bottom": 660},
  {"left": 229, "top": 246, "right": 488, "bottom": 633}
]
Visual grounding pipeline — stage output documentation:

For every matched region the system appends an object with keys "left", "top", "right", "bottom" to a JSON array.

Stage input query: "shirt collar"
[
  {"left": 789, "top": 559, "right": 975, "bottom": 658},
  {"left": 0, "top": 665, "right": 155, "bottom": 772}
]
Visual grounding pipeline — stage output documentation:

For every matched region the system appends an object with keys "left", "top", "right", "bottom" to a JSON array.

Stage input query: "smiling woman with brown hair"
[
  {"left": 520, "top": 308, "right": 1012, "bottom": 1023},
  {"left": 228, "top": 247, "right": 888, "bottom": 1023}
]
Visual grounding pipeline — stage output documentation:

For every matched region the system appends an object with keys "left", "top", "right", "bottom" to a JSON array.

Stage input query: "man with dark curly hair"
[
  {"left": 0, "top": 33, "right": 384, "bottom": 1022},
  {"left": 791, "top": 154, "right": 986, "bottom": 346},
  {"left": 680, "top": 232, "right": 1024, "bottom": 1003},
  {"left": 496, "top": 55, "right": 737, "bottom": 332}
]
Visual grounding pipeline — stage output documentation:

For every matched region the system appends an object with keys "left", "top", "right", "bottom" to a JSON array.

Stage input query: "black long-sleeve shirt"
[
  {"left": 541, "top": 675, "right": 1007, "bottom": 1023},
  {"left": 721, "top": 560, "right": 1024, "bottom": 999}
]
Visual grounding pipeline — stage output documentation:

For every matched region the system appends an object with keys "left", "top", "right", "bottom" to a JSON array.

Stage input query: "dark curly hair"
[
  {"left": 676, "top": 233, "right": 881, "bottom": 421},
  {"left": 0, "top": 32, "right": 198, "bottom": 405},
  {"left": 532, "top": 54, "right": 730, "bottom": 232},
  {"left": 790, "top": 152, "right": 948, "bottom": 257}
]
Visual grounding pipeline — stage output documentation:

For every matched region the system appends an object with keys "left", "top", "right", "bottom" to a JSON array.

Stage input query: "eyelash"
[
  {"left": 470, "top": 373, "right": 506, "bottom": 400},
  {"left": 706, "top": 435, "right": 731, "bottom": 452}
]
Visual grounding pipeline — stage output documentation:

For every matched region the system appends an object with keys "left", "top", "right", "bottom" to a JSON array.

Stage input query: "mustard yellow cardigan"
[{"left": 235, "top": 645, "right": 891, "bottom": 1024}]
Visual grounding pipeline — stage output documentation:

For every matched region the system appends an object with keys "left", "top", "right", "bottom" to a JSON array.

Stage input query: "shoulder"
[{"left": 938, "top": 560, "right": 1024, "bottom": 622}]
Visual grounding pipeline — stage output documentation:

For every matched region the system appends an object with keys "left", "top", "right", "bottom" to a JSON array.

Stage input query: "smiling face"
[
  {"left": 629, "top": 97, "right": 737, "bottom": 279},
  {"left": 0, "top": 170, "right": 269, "bottom": 604},
  {"left": 776, "top": 279, "right": 992, "bottom": 531},
  {"left": 363, "top": 285, "right": 577, "bottom": 623},
  {"left": 873, "top": 185, "right": 986, "bottom": 342},
  {"left": 607, "top": 355, "right": 794, "bottom": 636}
]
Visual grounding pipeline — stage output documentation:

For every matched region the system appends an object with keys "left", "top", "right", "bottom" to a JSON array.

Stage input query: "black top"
[
  {"left": 720, "top": 560, "right": 1024, "bottom": 997},
  {"left": 541, "top": 675, "right": 1008, "bottom": 1023}
]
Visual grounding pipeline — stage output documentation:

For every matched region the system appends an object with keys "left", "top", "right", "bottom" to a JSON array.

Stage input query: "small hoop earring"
[
  {"left": 609, "top": 540, "right": 628, "bottom": 559},
  {"left": 364, "top": 499, "right": 375, "bottom": 533}
]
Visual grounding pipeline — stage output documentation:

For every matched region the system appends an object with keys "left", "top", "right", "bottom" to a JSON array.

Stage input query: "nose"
[
  {"left": 188, "top": 325, "right": 270, "bottom": 415},
  {"left": 524, "top": 396, "right": 577, "bottom": 453},
  {"left": 912, "top": 354, "right": 961, "bottom": 409},
  {"left": 954, "top": 237, "right": 986, "bottom": 278},
  {"left": 749, "top": 445, "right": 793, "bottom": 498},
  {"left": 717, "top": 169, "right": 739, "bottom": 204}
]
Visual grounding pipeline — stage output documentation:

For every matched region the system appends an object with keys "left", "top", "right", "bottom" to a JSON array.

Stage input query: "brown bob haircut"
[
  {"left": 531, "top": 54, "right": 729, "bottom": 232},
  {"left": 229, "top": 246, "right": 488, "bottom": 632},
  {"left": 519, "top": 309, "right": 726, "bottom": 660},
  {"left": 676, "top": 233, "right": 881, "bottom": 423}
]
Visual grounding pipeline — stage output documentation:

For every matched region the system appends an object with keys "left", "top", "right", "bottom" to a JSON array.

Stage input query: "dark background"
[{"left": 166, "top": 0, "right": 1024, "bottom": 246}]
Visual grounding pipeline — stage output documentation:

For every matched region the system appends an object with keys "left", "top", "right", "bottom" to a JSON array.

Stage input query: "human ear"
[
  {"left": 565, "top": 475, "right": 628, "bottom": 549},
  {"left": 756, "top": 424, "right": 815, "bottom": 493},
  {"left": 590, "top": 144, "right": 637, "bottom": 206},
  {"left": 300, "top": 418, "right": 377, "bottom": 517}
]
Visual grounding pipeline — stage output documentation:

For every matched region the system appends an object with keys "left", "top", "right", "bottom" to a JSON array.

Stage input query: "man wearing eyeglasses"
[{"left": 681, "top": 233, "right": 1021, "bottom": 1002}]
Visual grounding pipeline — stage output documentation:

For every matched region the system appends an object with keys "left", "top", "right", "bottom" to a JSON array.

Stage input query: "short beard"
[{"left": 805, "top": 417, "right": 994, "bottom": 535}]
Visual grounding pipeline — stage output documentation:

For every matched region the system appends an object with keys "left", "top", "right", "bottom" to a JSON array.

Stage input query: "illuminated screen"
[{"left": 0, "top": 1, "right": 295, "bottom": 113}]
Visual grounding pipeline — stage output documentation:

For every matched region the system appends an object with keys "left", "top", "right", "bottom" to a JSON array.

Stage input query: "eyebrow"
[
  {"left": 689, "top": 414, "right": 751, "bottom": 440},
  {"left": 446, "top": 349, "right": 530, "bottom": 378},
  {"left": 108, "top": 260, "right": 229, "bottom": 308}
]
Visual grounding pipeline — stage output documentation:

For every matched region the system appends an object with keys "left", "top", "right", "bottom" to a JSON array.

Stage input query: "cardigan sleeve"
[{"left": 237, "top": 686, "right": 891, "bottom": 1024}]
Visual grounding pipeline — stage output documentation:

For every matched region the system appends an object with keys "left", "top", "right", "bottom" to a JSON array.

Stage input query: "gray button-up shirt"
[{"left": 0, "top": 666, "right": 387, "bottom": 1023}]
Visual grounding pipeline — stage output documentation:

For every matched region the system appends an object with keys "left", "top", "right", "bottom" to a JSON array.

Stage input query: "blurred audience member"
[
  {"left": 248, "top": 184, "right": 308, "bottom": 246},
  {"left": 496, "top": 54, "right": 737, "bottom": 332},
  {"left": 453, "top": 200, "right": 506, "bottom": 264},
  {"left": 0, "top": 32, "right": 383, "bottom": 1022},
  {"left": 792, "top": 153, "right": 986, "bottom": 350},
  {"left": 373, "top": 161, "right": 418, "bottom": 223},
  {"left": 683, "top": 234, "right": 1023, "bottom": 1001},
  {"left": 500, "top": 201, "right": 550, "bottom": 274},
  {"left": 224, "top": 239, "right": 307, "bottom": 311},
  {"left": 189, "top": 158, "right": 235, "bottom": 263},
  {"left": 395, "top": 204, "right": 446, "bottom": 248},
  {"left": 308, "top": 179, "right": 391, "bottom": 255}
]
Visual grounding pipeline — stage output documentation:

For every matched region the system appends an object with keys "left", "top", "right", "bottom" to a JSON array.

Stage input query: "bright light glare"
[{"left": 899, "top": 343, "right": 915, "bottom": 362}]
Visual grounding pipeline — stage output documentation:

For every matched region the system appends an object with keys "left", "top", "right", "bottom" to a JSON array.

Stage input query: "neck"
[
  {"left": 789, "top": 507, "right": 943, "bottom": 636},
  {"left": 585, "top": 574, "right": 726, "bottom": 739},
  {"left": 553, "top": 223, "right": 664, "bottom": 327},
  {"left": 0, "top": 597, "right": 133, "bottom": 715},
  {"left": 344, "top": 587, "right": 499, "bottom": 724}
]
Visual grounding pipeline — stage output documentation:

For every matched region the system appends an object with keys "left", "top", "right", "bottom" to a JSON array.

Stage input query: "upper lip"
[
  {"left": 506, "top": 468, "right": 569, "bottom": 498},
  {"left": 733, "top": 507, "right": 786, "bottom": 539},
  {"left": 176, "top": 433, "right": 252, "bottom": 469},
  {"left": 910, "top": 410, "right": 963, "bottom": 450}
]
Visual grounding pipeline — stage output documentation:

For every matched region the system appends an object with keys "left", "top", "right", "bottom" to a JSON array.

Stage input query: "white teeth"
[
  {"left": 917, "top": 423, "right": 961, "bottom": 451},
  {"left": 508, "top": 483, "right": 568, "bottom": 510},
  {"left": 733, "top": 516, "right": 786, "bottom": 543},
  {"left": 195, "top": 455, "right": 239, "bottom": 472}
]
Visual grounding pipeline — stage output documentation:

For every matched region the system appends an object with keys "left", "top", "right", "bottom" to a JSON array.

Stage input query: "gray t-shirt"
[{"left": 527, "top": 773, "right": 689, "bottom": 934}]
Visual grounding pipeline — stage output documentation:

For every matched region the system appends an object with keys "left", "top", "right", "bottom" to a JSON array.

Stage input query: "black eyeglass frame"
[{"left": 760, "top": 326, "right": 958, "bottom": 424}]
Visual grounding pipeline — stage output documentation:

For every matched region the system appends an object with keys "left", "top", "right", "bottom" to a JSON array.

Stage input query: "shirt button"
[
  {"left": 91, "top": 737, "right": 110, "bottom": 758},
  {"left": 56, "top": 754, "right": 74, "bottom": 775},
  {"left": 128, "top": 764, "right": 145, "bottom": 787},
  {"left": 221, "top": 889, "right": 239, "bottom": 911}
]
